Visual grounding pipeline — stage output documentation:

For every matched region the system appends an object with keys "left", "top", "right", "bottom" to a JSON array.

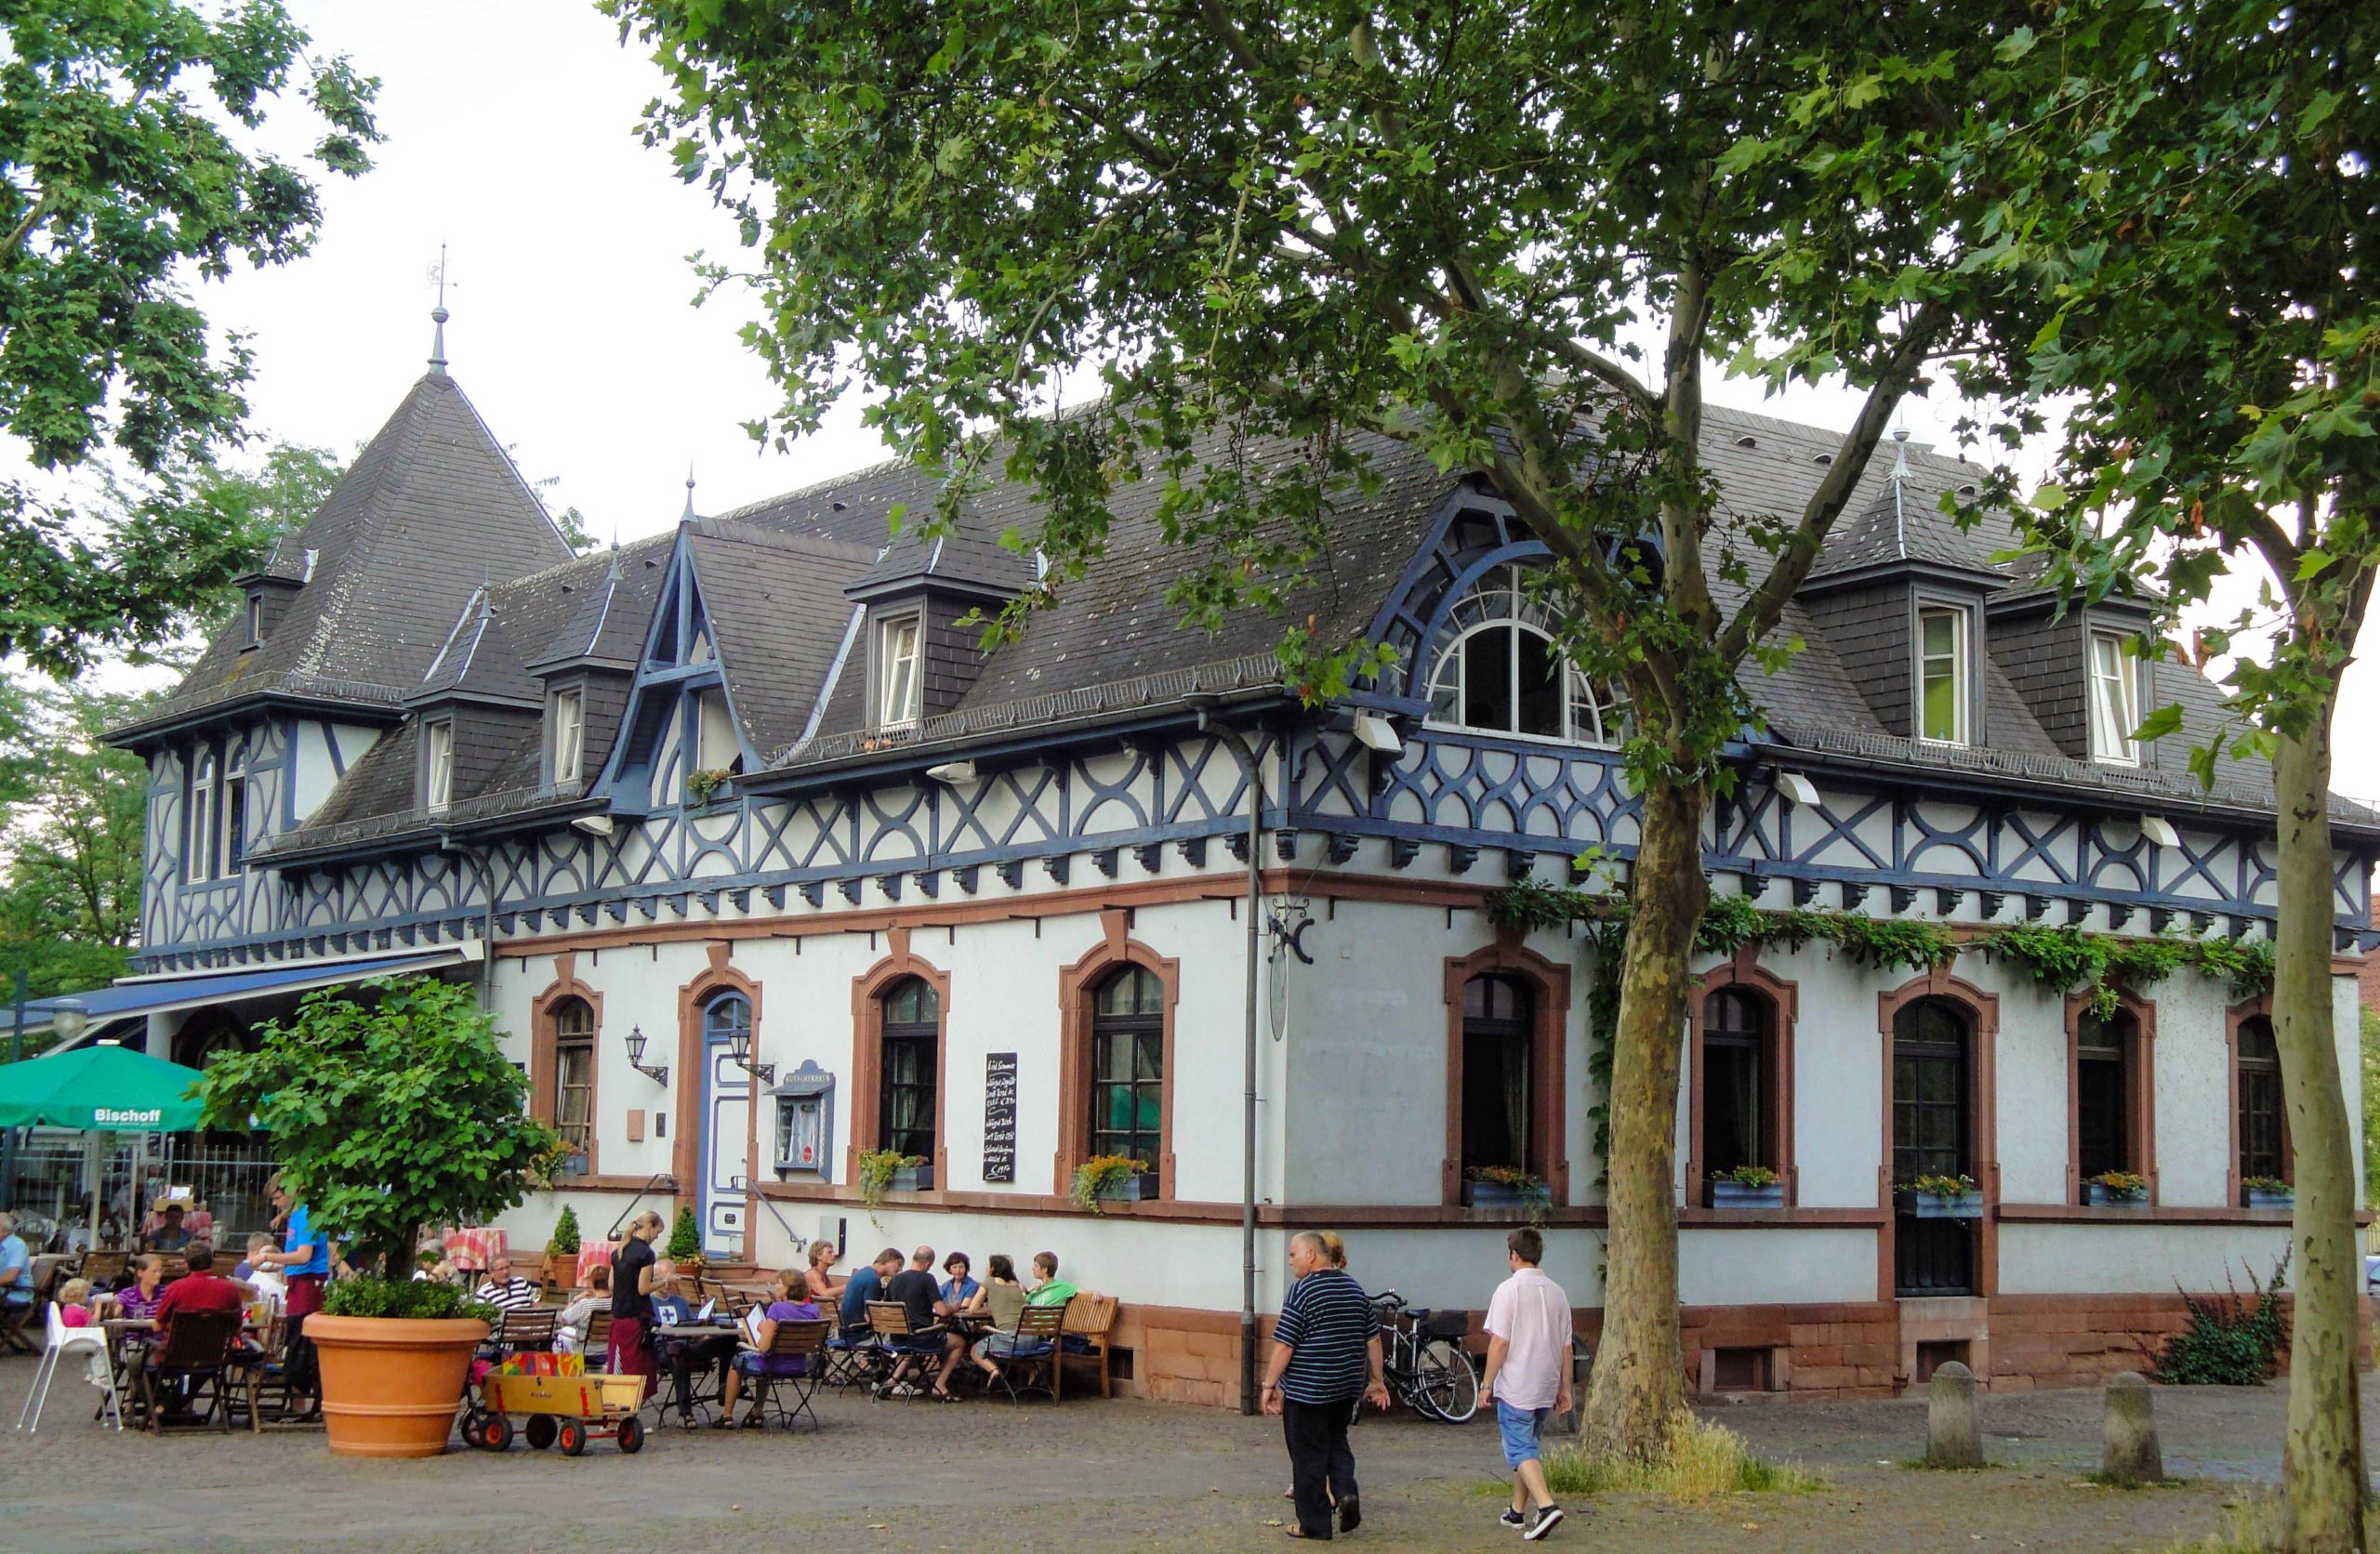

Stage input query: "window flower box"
[
  {"left": 2083, "top": 1172, "right": 2149, "bottom": 1209},
  {"left": 2241, "top": 1179, "right": 2293, "bottom": 1210},
  {"left": 1710, "top": 1179, "right": 1785, "bottom": 1210},
  {"left": 1895, "top": 1176, "right": 1983, "bottom": 1219},
  {"left": 1461, "top": 1168, "right": 1550, "bottom": 1216},
  {"left": 889, "top": 1163, "right": 934, "bottom": 1193}
]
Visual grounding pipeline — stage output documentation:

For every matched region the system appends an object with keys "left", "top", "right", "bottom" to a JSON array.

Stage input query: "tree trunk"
[
  {"left": 2271, "top": 724, "right": 2366, "bottom": 1554},
  {"left": 1582, "top": 771, "right": 1710, "bottom": 1462}
]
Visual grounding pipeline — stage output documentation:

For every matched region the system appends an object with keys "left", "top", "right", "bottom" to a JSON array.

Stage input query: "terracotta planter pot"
[
  {"left": 308, "top": 1314, "right": 489, "bottom": 1458},
  {"left": 545, "top": 1252, "right": 580, "bottom": 1290}
]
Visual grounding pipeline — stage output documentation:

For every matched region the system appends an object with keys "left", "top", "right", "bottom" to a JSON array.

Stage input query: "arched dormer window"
[{"left": 1424, "top": 564, "right": 1623, "bottom": 745}]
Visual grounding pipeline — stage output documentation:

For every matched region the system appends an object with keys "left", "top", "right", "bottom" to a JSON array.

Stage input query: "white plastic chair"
[{"left": 13, "top": 1304, "right": 121, "bottom": 1433}]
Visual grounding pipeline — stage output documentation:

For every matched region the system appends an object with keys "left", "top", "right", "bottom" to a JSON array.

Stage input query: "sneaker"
[
  {"left": 1524, "top": 1506, "right": 1565, "bottom": 1541},
  {"left": 1498, "top": 1508, "right": 1528, "bottom": 1532}
]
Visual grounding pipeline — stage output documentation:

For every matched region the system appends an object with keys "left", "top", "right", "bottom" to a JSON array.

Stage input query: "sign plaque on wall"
[{"left": 983, "top": 1051, "right": 1019, "bottom": 1183}]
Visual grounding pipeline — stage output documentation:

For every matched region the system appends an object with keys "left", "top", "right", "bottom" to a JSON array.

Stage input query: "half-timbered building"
[{"left": 82, "top": 331, "right": 2380, "bottom": 1404}]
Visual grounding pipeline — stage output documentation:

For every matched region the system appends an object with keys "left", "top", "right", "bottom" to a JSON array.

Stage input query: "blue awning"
[{"left": 9, "top": 949, "right": 473, "bottom": 1045}]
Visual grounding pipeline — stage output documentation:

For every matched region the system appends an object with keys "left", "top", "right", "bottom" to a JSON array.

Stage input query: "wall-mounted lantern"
[{"left": 623, "top": 1024, "right": 669, "bottom": 1086}]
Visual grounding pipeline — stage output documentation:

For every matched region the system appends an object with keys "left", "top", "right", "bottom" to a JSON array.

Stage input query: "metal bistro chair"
[
  {"left": 742, "top": 1318, "right": 831, "bottom": 1431},
  {"left": 135, "top": 1309, "right": 245, "bottom": 1433},
  {"left": 983, "top": 1300, "right": 1070, "bottom": 1404},
  {"left": 823, "top": 1304, "right": 888, "bottom": 1390},
  {"left": 15, "top": 1303, "right": 122, "bottom": 1433},
  {"left": 864, "top": 1300, "right": 946, "bottom": 1399}
]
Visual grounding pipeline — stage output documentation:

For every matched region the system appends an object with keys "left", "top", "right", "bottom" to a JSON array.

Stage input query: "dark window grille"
[
  {"left": 1893, "top": 998, "right": 1975, "bottom": 1296},
  {"left": 1460, "top": 973, "right": 1534, "bottom": 1176},
  {"left": 879, "top": 977, "right": 939, "bottom": 1162},
  {"left": 1701, "top": 987, "right": 1772, "bottom": 1187},
  {"left": 2237, "top": 1016, "right": 2286, "bottom": 1183},
  {"left": 1090, "top": 967, "right": 1164, "bottom": 1170}
]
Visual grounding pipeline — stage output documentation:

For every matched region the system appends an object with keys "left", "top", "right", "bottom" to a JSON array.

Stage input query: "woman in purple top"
[
  {"left": 113, "top": 1255, "right": 167, "bottom": 1319},
  {"left": 716, "top": 1268, "right": 821, "bottom": 1429}
]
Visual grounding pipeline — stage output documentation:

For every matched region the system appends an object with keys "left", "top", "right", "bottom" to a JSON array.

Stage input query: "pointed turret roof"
[{"left": 112, "top": 369, "right": 575, "bottom": 744}]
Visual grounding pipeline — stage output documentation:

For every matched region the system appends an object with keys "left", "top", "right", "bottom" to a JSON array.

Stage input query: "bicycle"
[{"left": 1369, "top": 1290, "right": 1480, "bottom": 1423}]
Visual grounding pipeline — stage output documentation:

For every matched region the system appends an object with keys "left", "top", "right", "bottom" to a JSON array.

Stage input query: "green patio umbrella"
[{"left": 0, "top": 1043, "right": 205, "bottom": 1131}]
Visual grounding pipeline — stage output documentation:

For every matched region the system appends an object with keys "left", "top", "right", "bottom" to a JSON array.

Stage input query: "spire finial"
[
  {"left": 682, "top": 462, "right": 697, "bottom": 523},
  {"left": 429, "top": 244, "right": 452, "bottom": 375}
]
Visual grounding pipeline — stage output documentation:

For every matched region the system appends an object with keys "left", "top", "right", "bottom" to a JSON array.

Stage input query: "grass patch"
[
  {"left": 2080, "top": 1470, "right": 2190, "bottom": 1491},
  {"left": 2156, "top": 1495, "right": 2282, "bottom": 1554},
  {"left": 1537, "top": 1416, "right": 1823, "bottom": 1505}
]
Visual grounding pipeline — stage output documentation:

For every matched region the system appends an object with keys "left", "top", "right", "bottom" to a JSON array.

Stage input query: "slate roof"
[
  {"left": 192, "top": 373, "right": 2369, "bottom": 856},
  {"left": 112, "top": 370, "right": 575, "bottom": 743}
]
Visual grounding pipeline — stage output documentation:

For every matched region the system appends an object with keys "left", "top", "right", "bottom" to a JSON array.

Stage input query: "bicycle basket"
[{"left": 1420, "top": 1310, "right": 1470, "bottom": 1341}]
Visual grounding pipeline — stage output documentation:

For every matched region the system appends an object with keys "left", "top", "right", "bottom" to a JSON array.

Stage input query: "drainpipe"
[
  {"left": 436, "top": 835, "right": 499, "bottom": 1007},
  {"left": 1185, "top": 695, "right": 1265, "bottom": 1416},
  {"left": 2, "top": 970, "right": 23, "bottom": 1211}
]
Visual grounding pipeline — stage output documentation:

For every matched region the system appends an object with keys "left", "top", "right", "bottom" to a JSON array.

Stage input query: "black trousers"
[{"left": 1282, "top": 1397, "right": 1359, "bottom": 1538}]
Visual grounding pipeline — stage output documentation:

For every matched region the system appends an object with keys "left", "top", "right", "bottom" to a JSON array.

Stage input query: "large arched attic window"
[{"left": 1424, "top": 564, "right": 1624, "bottom": 745}]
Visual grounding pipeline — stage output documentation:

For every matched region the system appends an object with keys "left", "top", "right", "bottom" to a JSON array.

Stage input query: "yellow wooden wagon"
[{"left": 466, "top": 1371, "right": 645, "bottom": 1455}]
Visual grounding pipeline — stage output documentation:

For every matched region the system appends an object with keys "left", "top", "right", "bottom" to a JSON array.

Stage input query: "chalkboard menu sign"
[{"left": 983, "top": 1052, "right": 1019, "bottom": 1183}]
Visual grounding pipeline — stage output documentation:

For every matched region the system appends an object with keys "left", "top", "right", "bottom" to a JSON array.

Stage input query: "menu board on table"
[{"left": 983, "top": 1052, "right": 1019, "bottom": 1183}]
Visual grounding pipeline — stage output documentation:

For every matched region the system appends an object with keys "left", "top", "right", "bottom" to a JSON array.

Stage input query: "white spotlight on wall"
[
  {"left": 1350, "top": 713, "right": 1404, "bottom": 756},
  {"left": 570, "top": 814, "right": 615, "bottom": 837},
  {"left": 2140, "top": 814, "right": 2181, "bottom": 849},
  {"left": 925, "top": 760, "right": 979, "bottom": 785},
  {"left": 1776, "top": 771, "right": 1822, "bottom": 808}
]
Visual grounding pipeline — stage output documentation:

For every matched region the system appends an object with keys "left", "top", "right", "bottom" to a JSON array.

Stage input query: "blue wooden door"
[{"left": 698, "top": 995, "right": 754, "bottom": 1260}]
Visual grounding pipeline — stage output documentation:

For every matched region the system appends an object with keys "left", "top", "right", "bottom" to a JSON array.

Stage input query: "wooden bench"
[{"left": 1061, "top": 1291, "right": 1120, "bottom": 1398}]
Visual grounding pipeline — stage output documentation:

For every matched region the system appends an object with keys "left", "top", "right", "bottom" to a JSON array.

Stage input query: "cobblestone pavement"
[{"left": 4, "top": 1357, "right": 2371, "bottom": 1554}]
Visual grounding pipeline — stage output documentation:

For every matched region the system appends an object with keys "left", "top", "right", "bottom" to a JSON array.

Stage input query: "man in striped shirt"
[
  {"left": 1263, "top": 1231, "right": 1389, "bottom": 1540},
  {"left": 473, "top": 1254, "right": 544, "bottom": 1313}
]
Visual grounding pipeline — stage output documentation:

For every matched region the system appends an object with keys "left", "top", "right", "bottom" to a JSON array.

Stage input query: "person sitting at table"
[
  {"left": 937, "top": 1251, "right": 980, "bottom": 1316},
  {"left": 877, "top": 1246, "right": 946, "bottom": 1398},
  {"left": 142, "top": 1201, "right": 192, "bottom": 1254},
  {"left": 647, "top": 1262, "right": 730, "bottom": 1425},
  {"left": 474, "top": 1253, "right": 543, "bottom": 1312},
  {"left": 716, "top": 1268, "right": 819, "bottom": 1427},
  {"left": 837, "top": 1246, "right": 904, "bottom": 1340},
  {"left": 54, "top": 1277, "right": 95, "bottom": 1329},
  {"left": 555, "top": 1265, "right": 610, "bottom": 1354},
  {"left": 150, "top": 1243, "right": 245, "bottom": 1349},
  {"left": 1025, "top": 1250, "right": 1078, "bottom": 1310},
  {"left": 805, "top": 1238, "right": 846, "bottom": 1305},
  {"left": 115, "top": 1255, "right": 168, "bottom": 1320},
  {"left": 962, "top": 1254, "right": 1031, "bottom": 1388}
]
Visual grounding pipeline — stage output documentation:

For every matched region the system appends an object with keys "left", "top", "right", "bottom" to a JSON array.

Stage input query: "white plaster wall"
[
  {"left": 1681, "top": 1228, "right": 1877, "bottom": 1307},
  {"left": 2000, "top": 1222, "right": 2294, "bottom": 1295},
  {"left": 2151, "top": 971, "right": 2237, "bottom": 1207},
  {"left": 1986, "top": 974, "right": 2072, "bottom": 1205}
]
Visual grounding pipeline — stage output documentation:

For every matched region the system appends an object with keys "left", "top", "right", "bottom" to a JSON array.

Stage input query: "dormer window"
[
  {"left": 1917, "top": 606, "right": 1969, "bottom": 744},
  {"left": 694, "top": 686, "right": 741, "bottom": 774},
  {"left": 245, "top": 592, "right": 264, "bottom": 649},
  {"left": 1421, "top": 565, "right": 1624, "bottom": 746},
  {"left": 187, "top": 749, "right": 218, "bottom": 882},
  {"left": 423, "top": 718, "right": 455, "bottom": 812},
  {"left": 877, "top": 612, "right": 921, "bottom": 727},
  {"left": 2088, "top": 630, "right": 2139, "bottom": 765},
  {"left": 551, "top": 687, "right": 585, "bottom": 784}
]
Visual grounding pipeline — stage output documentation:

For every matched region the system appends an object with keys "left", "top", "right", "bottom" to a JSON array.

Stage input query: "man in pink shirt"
[{"left": 1479, "top": 1226, "right": 1572, "bottom": 1540}]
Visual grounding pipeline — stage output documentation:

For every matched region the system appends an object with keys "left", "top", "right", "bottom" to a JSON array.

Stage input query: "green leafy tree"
[
  {"left": 1998, "top": 4, "right": 2377, "bottom": 1545},
  {"left": 606, "top": 0, "right": 2073, "bottom": 1455},
  {"left": 0, "top": 680, "right": 153, "bottom": 1004},
  {"left": 0, "top": 0, "right": 379, "bottom": 674},
  {"left": 2361, "top": 1012, "right": 2380, "bottom": 1207},
  {"left": 195, "top": 977, "right": 560, "bottom": 1284}
]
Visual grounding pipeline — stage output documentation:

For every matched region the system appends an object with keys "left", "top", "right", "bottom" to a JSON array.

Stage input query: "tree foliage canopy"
[
  {"left": 197, "top": 977, "right": 559, "bottom": 1283},
  {"left": 0, "top": 0, "right": 378, "bottom": 673}
]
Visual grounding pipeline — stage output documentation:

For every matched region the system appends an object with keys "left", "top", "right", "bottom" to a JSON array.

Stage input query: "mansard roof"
[
  {"left": 112, "top": 371, "right": 575, "bottom": 744},
  {"left": 681, "top": 520, "right": 880, "bottom": 757}
]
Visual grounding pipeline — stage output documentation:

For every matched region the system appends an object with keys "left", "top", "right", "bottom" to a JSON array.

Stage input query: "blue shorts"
[{"left": 1496, "top": 1399, "right": 1551, "bottom": 1468}]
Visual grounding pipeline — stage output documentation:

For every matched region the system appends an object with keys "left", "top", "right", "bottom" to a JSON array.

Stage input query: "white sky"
[{"left": 108, "top": 0, "right": 2380, "bottom": 799}]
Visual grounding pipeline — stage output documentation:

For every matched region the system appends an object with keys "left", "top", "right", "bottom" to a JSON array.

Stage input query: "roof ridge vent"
[{"left": 1735, "top": 434, "right": 1757, "bottom": 448}]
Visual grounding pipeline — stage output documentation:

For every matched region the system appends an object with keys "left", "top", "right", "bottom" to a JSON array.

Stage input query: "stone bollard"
[
  {"left": 1924, "top": 1361, "right": 1984, "bottom": 1468},
  {"left": 2100, "top": 1371, "right": 2162, "bottom": 1485}
]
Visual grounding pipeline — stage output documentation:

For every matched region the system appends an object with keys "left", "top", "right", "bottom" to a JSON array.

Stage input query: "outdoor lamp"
[
  {"left": 49, "top": 997, "right": 87, "bottom": 1046},
  {"left": 726, "top": 1023, "right": 774, "bottom": 1085},
  {"left": 623, "top": 1024, "right": 669, "bottom": 1086}
]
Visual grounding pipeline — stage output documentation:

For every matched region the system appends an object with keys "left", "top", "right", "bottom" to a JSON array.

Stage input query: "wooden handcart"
[{"left": 464, "top": 1370, "right": 646, "bottom": 1455}]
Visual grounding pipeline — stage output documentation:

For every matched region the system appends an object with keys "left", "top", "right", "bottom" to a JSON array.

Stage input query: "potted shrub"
[
  {"left": 1462, "top": 1166, "right": 1551, "bottom": 1218},
  {"left": 1710, "top": 1165, "right": 1784, "bottom": 1210},
  {"left": 2242, "top": 1176, "right": 2294, "bottom": 1210},
  {"left": 1071, "top": 1154, "right": 1153, "bottom": 1215},
  {"left": 198, "top": 977, "right": 557, "bottom": 1458},
  {"left": 2083, "top": 1170, "right": 2149, "bottom": 1208},
  {"left": 545, "top": 1205, "right": 583, "bottom": 1289},
  {"left": 1895, "top": 1173, "right": 1984, "bottom": 1219},
  {"left": 665, "top": 1205, "right": 706, "bottom": 1271}
]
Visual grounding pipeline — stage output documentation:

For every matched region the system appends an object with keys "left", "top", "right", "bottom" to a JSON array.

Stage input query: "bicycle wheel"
[{"left": 1415, "top": 1337, "right": 1480, "bottom": 1423}]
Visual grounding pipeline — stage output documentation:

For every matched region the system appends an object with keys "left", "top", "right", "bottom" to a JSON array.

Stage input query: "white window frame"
[
  {"left": 877, "top": 612, "right": 922, "bottom": 728},
  {"left": 424, "top": 719, "right": 455, "bottom": 813},
  {"left": 186, "top": 749, "right": 218, "bottom": 883},
  {"left": 1421, "top": 565, "right": 1624, "bottom": 748},
  {"left": 2088, "top": 629, "right": 2139, "bottom": 765},
  {"left": 550, "top": 687, "right": 585, "bottom": 785},
  {"left": 1916, "top": 605, "right": 1971, "bottom": 745},
  {"left": 694, "top": 686, "right": 740, "bottom": 773},
  {"left": 219, "top": 748, "right": 248, "bottom": 878}
]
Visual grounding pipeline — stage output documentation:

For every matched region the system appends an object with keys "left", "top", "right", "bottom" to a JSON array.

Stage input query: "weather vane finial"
[
  {"left": 429, "top": 244, "right": 453, "bottom": 375},
  {"left": 682, "top": 461, "right": 697, "bottom": 523}
]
